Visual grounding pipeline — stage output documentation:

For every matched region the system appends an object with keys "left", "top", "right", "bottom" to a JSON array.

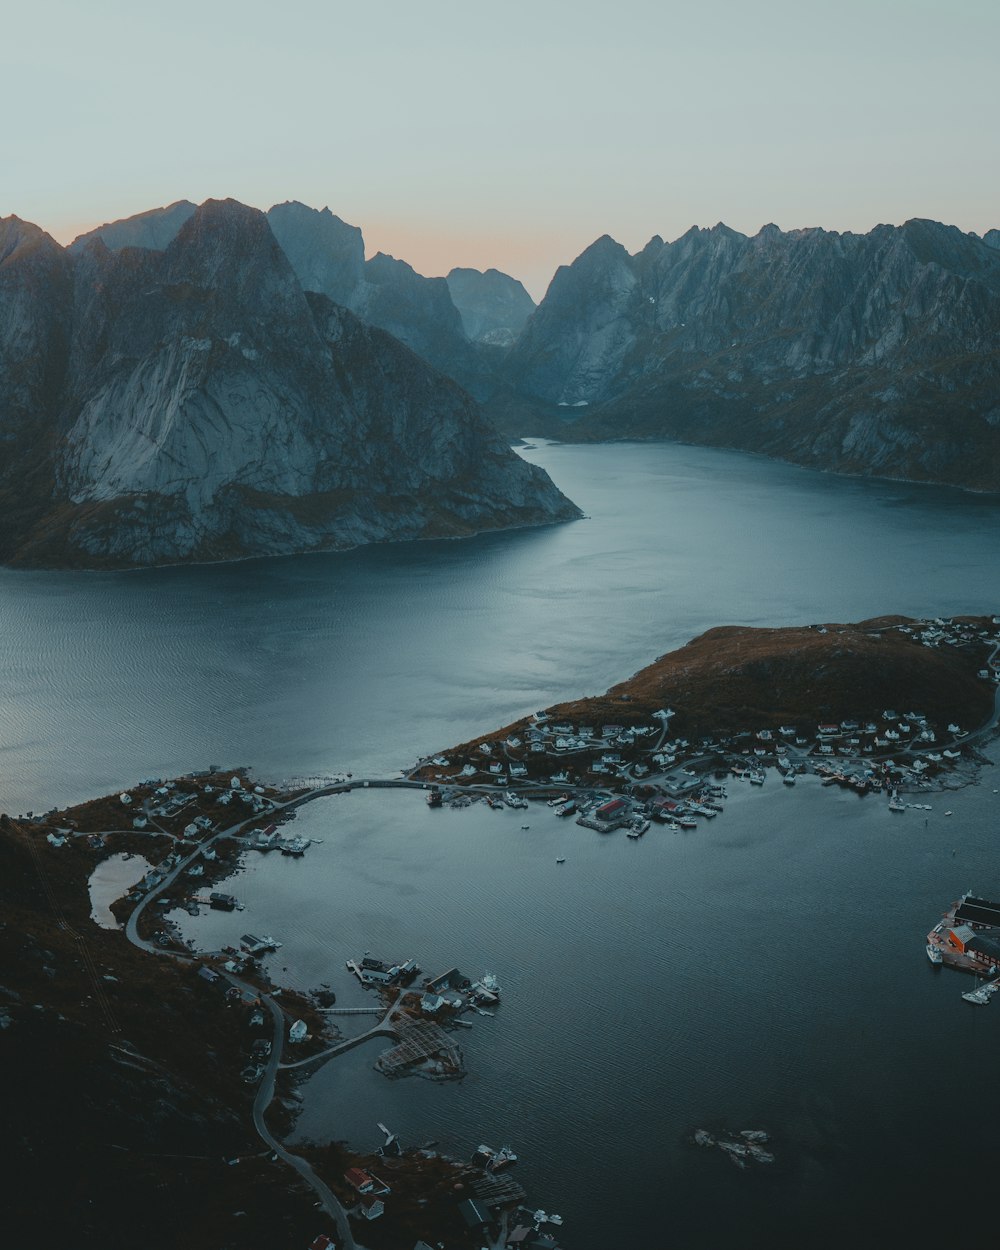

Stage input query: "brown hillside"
[{"left": 444, "top": 617, "right": 995, "bottom": 756}]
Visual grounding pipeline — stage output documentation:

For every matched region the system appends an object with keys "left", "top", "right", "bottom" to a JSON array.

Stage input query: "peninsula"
[{"left": 415, "top": 615, "right": 1000, "bottom": 796}]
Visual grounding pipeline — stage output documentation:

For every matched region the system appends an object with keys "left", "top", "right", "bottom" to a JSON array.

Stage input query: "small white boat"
[
  {"left": 926, "top": 943, "right": 943, "bottom": 965},
  {"left": 556, "top": 857, "right": 566, "bottom": 863},
  {"left": 782, "top": 772, "right": 796, "bottom": 785}
]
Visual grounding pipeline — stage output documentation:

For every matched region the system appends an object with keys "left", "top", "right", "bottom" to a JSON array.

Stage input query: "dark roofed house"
[
  {"left": 359, "top": 1196, "right": 384, "bottom": 1220},
  {"left": 308, "top": 1236, "right": 335, "bottom": 1250},
  {"left": 966, "top": 934, "right": 1000, "bottom": 969},
  {"left": 955, "top": 895, "right": 1000, "bottom": 930}
]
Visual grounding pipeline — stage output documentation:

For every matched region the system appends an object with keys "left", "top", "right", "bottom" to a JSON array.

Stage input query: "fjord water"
[
  {"left": 173, "top": 774, "right": 1000, "bottom": 1249},
  {"left": 3, "top": 441, "right": 1000, "bottom": 1247},
  {"left": 2, "top": 442, "right": 999, "bottom": 815}
]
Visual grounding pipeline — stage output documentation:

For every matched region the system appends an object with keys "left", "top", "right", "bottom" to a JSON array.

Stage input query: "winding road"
[{"left": 122, "top": 784, "right": 361, "bottom": 1247}]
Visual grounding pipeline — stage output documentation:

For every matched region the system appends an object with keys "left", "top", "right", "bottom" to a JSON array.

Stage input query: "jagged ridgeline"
[
  {"left": 499, "top": 222, "right": 1000, "bottom": 491},
  {"left": 0, "top": 200, "right": 576, "bottom": 569}
]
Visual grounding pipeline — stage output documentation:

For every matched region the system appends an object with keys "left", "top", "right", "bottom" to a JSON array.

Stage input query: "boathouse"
[
  {"left": 954, "top": 895, "right": 1000, "bottom": 930},
  {"left": 595, "top": 797, "right": 627, "bottom": 821}
]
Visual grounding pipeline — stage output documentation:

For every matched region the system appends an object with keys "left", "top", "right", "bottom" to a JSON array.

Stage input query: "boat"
[
  {"left": 888, "top": 795, "right": 905, "bottom": 812},
  {"left": 926, "top": 943, "right": 943, "bottom": 965},
  {"left": 782, "top": 772, "right": 796, "bottom": 785},
  {"left": 490, "top": 1144, "right": 517, "bottom": 1170},
  {"left": 471, "top": 972, "right": 501, "bottom": 1003},
  {"left": 426, "top": 789, "right": 443, "bottom": 807},
  {"left": 556, "top": 857, "right": 566, "bottom": 863},
  {"left": 555, "top": 801, "right": 576, "bottom": 817},
  {"left": 520, "top": 824, "right": 530, "bottom": 830},
  {"left": 749, "top": 769, "right": 765, "bottom": 786},
  {"left": 962, "top": 982, "right": 991, "bottom": 1005}
]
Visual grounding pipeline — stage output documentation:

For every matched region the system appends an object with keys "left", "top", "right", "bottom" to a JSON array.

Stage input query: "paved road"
[
  {"left": 120, "top": 785, "right": 361, "bottom": 1247},
  {"left": 248, "top": 985, "right": 359, "bottom": 1250}
]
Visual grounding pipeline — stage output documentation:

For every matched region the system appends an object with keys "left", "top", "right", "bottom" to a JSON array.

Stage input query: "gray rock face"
[
  {"left": 0, "top": 200, "right": 579, "bottom": 568},
  {"left": 504, "top": 219, "right": 1000, "bottom": 491},
  {"left": 265, "top": 201, "right": 497, "bottom": 397},
  {"left": 445, "top": 267, "right": 536, "bottom": 344},
  {"left": 265, "top": 200, "right": 365, "bottom": 307},
  {"left": 64, "top": 199, "right": 529, "bottom": 402},
  {"left": 69, "top": 200, "right": 197, "bottom": 253},
  {"left": 0, "top": 217, "right": 72, "bottom": 444},
  {"left": 983, "top": 228, "right": 1000, "bottom": 251}
]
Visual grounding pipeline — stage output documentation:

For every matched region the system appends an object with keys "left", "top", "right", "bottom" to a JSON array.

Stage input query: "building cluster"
[
  {"left": 419, "top": 616, "right": 999, "bottom": 799},
  {"left": 929, "top": 893, "right": 1000, "bottom": 975}
]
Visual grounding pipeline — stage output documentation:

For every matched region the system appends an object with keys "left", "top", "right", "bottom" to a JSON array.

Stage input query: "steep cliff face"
[
  {"left": 504, "top": 220, "right": 1000, "bottom": 490},
  {"left": 445, "top": 266, "right": 536, "bottom": 344},
  {"left": 0, "top": 217, "right": 72, "bottom": 443},
  {"left": 265, "top": 200, "right": 365, "bottom": 306},
  {"left": 1, "top": 200, "right": 579, "bottom": 568},
  {"left": 0, "top": 218, "right": 73, "bottom": 543},
  {"left": 265, "top": 201, "right": 497, "bottom": 397}
]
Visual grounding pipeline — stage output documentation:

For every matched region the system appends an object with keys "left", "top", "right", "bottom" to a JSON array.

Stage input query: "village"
[
  {"left": 13, "top": 613, "right": 1000, "bottom": 1249},
  {"left": 412, "top": 616, "right": 1000, "bottom": 834}
]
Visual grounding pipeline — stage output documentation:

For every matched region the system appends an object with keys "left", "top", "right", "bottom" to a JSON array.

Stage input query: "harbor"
[{"left": 926, "top": 891, "right": 1000, "bottom": 1004}]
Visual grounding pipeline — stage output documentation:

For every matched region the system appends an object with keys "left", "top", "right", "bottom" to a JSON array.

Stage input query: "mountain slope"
[
  {"left": 502, "top": 220, "right": 1000, "bottom": 491},
  {"left": 265, "top": 201, "right": 500, "bottom": 397},
  {"left": 445, "top": 267, "right": 536, "bottom": 344},
  {"left": 2, "top": 201, "right": 579, "bottom": 568}
]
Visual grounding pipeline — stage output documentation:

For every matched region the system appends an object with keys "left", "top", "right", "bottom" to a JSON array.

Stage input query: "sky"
[{"left": 3, "top": 0, "right": 998, "bottom": 300}]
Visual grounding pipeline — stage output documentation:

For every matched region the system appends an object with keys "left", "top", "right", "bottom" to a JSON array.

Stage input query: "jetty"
[{"left": 374, "top": 1019, "right": 464, "bottom": 1079}]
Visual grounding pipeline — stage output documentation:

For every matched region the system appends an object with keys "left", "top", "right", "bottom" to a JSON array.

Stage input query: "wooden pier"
[
  {"left": 374, "top": 1020, "right": 464, "bottom": 1079},
  {"left": 470, "top": 1173, "right": 527, "bottom": 1205}
]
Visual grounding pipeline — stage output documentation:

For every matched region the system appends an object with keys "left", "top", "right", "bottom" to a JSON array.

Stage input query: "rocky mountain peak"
[
  {"left": 445, "top": 266, "right": 535, "bottom": 344},
  {"left": 68, "top": 200, "right": 197, "bottom": 253},
  {"left": 265, "top": 200, "right": 365, "bottom": 307},
  {"left": 501, "top": 217, "right": 1000, "bottom": 490},
  {"left": 1, "top": 215, "right": 63, "bottom": 265}
]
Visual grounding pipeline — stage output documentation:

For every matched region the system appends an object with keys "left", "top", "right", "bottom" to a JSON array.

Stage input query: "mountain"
[
  {"left": 264, "top": 201, "right": 500, "bottom": 398},
  {"left": 69, "top": 199, "right": 197, "bottom": 253},
  {"left": 0, "top": 217, "right": 73, "bottom": 542},
  {"left": 445, "top": 267, "right": 536, "bottom": 345},
  {"left": 69, "top": 200, "right": 527, "bottom": 400},
  {"left": 501, "top": 220, "right": 1000, "bottom": 491},
  {"left": 0, "top": 200, "right": 579, "bottom": 569}
]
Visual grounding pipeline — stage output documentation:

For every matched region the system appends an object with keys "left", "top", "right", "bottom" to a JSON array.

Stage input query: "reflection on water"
[{"left": 88, "top": 852, "right": 152, "bottom": 928}]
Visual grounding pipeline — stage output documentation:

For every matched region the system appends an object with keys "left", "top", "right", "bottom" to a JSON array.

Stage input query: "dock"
[
  {"left": 470, "top": 1173, "right": 527, "bottom": 1205},
  {"left": 374, "top": 1019, "right": 464, "bottom": 1079}
]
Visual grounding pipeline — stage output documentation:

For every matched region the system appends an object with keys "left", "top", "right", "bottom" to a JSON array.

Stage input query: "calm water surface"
[
  {"left": 2, "top": 442, "right": 999, "bottom": 814},
  {"left": 3, "top": 441, "right": 1000, "bottom": 1247}
]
